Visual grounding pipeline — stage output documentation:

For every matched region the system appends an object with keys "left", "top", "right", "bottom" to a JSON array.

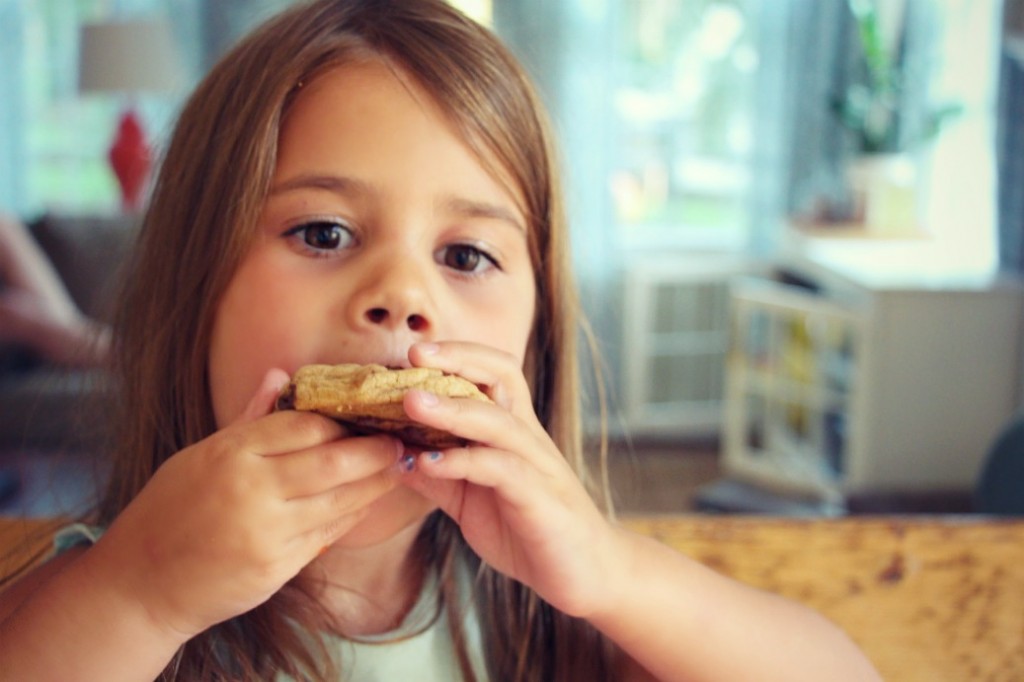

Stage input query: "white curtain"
[
  {"left": 493, "top": 0, "right": 621, "bottom": 398},
  {"left": 0, "top": 1, "right": 29, "bottom": 215}
]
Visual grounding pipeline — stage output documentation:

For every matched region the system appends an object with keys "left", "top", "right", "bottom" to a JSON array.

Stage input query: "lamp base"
[{"left": 108, "top": 107, "right": 151, "bottom": 212}]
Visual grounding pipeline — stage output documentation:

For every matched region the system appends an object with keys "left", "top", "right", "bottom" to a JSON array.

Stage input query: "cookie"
[{"left": 276, "top": 363, "right": 491, "bottom": 449}]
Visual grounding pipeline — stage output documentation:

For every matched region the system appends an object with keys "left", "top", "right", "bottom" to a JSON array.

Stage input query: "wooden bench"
[{"left": 4, "top": 514, "right": 1023, "bottom": 681}]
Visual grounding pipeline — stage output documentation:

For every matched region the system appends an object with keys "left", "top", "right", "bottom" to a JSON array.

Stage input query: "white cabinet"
[
  {"left": 620, "top": 256, "right": 750, "bottom": 438},
  {"left": 723, "top": 258, "right": 1024, "bottom": 505}
]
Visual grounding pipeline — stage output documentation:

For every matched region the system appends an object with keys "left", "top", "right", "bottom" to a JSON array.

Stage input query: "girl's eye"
[
  {"left": 440, "top": 244, "right": 497, "bottom": 274},
  {"left": 287, "top": 221, "right": 354, "bottom": 252}
]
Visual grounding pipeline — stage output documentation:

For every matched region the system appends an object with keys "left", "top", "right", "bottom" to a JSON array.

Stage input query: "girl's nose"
[
  {"left": 349, "top": 260, "right": 435, "bottom": 334},
  {"left": 364, "top": 305, "right": 429, "bottom": 332}
]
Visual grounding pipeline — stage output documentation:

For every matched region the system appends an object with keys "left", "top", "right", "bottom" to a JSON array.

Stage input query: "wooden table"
[
  {"left": 0, "top": 516, "right": 64, "bottom": 584},
  {"left": 623, "top": 515, "right": 1024, "bottom": 682},
  {"left": 4, "top": 514, "right": 1023, "bottom": 681}
]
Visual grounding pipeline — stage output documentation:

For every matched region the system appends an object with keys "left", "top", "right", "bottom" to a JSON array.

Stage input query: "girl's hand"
[
  {"left": 83, "top": 369, "right": 403, "bottom": 641},
  {"left": 398, "top": 342, "right": 623, "bottom": 619}
]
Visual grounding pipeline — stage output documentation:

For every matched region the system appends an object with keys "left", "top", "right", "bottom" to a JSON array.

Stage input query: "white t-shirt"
[{"left": 282, "top": 565, "right": 487, "bottom": 682}]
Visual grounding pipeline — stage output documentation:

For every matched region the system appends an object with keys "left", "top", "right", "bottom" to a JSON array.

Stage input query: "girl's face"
[{"left": 207, "top": 59, "right": 536, "bottom": 545}]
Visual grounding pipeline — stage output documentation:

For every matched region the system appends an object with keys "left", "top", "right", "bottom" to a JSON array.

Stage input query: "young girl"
[{"left": 0, "top": 1, "right": 881, "bottom": 680}]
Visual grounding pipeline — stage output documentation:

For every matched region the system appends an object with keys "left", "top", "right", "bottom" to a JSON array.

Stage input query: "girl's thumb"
[{"left": 235, "top": 368, "right": 292, "bottom": 425}]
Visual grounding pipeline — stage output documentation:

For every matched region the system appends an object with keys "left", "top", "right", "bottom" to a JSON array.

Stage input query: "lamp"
[{"left": 78, "top": 20, "right": 183, "bottom": 212}]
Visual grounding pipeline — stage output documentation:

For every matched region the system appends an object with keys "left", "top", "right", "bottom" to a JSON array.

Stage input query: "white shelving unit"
[{"left": 723, "top": 257, "right": 1024, "bottom": 505}]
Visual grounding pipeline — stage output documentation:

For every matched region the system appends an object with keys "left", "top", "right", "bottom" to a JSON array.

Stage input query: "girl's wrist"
[
  {"left": 575, "top": 523, "right": 646, "bottom": 625},
  {"left": 77, "top": 537, "right": 196, "bottom": 653}
]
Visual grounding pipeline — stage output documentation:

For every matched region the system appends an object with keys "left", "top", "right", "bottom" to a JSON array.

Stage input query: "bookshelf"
[{"left": 722, "top": 258, "right": 1024, "bottom": 507}]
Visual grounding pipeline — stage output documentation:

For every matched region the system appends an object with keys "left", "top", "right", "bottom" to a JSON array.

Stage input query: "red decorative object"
[{"left": 108, "top": 107, "right": 152, "bottom": 211}]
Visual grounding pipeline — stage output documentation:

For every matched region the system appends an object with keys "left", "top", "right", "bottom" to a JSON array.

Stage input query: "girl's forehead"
[{"left": 277, "top": 59, "right": 532, "bottom": 229}]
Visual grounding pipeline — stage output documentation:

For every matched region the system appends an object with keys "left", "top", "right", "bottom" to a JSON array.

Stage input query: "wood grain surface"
[
  {"left": 623, "top": 515, "right": 1024, "bottom": 682},
  {"left": 0, "top": 515, "right": 64, "bottom": 584}
]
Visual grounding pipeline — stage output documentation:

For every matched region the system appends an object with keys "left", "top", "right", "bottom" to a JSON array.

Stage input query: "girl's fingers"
[
  {"left": 403, "top": 388, "right": 558, "bottom": 473},
  {"left": 408, "top": 342, "right": 527, "bottom": 413},
  {"left": 233, "top": 368, "right": 292, "bottom": 425},
  {"left": 272, "top": 434, "right": 402, "bottom": 500},
  {"left": 222, "top": 367, "right": 352, "bottom": 458},
  {"left": 399, "top": 443, "right": 573, "bottom": 540},
  {"left": 227, "top": 410, "right": 349, "bottom": 459},
  {"left": 405, "top": 445, "right": 552, "bottom": 507}
]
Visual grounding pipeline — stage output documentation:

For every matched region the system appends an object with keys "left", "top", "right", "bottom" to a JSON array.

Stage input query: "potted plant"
[{"left": 831, "top": 0, "right": 960, "bottom": 232}]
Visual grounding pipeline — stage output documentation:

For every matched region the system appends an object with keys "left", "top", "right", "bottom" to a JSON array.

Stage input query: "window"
[
  {"left": 610, "top": 1, "right": 758, "bottom": 249},
  {"left": 0, "top": 0, "right": 1001, "bottom": 262},
  {"left": 6, "top": 0, "right": 196, "bottom": 216}
]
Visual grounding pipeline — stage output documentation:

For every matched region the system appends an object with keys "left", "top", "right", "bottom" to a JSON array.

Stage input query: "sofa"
[{"left": 0, "top": 213, "right": 138, "bottom": 451}]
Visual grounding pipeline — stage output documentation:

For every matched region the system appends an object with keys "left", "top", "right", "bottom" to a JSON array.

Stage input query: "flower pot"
[{"left": 847, "top": 153, "right": 921, "bottom": 236}]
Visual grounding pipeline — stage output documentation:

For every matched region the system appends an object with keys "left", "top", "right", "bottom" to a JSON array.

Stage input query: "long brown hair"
[{"left": 104, "top": 0, "right": 611, "bottom": 679}]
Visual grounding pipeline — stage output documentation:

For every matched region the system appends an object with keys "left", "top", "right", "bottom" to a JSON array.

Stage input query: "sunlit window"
[
  {"left": 610, "top": 0, "right": 757, "bottom": 247},
  {"left": 447, "top": 0, "right": 492, "bottom": 27},
  {"left": 22, "top": 1, "right": 124, "bottom": 214},
  {"left": 14, "top": 0, "right": 186, "bottom": 216},
  {"left": 0, "top": 0, "right": 1001, "bottom": 266}
]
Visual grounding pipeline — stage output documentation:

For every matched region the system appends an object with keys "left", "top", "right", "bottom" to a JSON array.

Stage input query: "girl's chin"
[{"left": 330, "top": 486, "right": 438, "bottom": 550}]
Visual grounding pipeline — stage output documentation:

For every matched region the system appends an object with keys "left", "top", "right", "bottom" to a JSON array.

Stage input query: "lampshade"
[
  {"left": 78, "top": 19, "right": 183, "bottom": 211},
  {"left": 78, "top": 19, "right": 183, "bottom": 94}
]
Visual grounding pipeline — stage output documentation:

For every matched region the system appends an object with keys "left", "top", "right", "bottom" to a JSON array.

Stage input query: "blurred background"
[{"left": 1, "top": 0, "right": 1022, "bottom": 517}]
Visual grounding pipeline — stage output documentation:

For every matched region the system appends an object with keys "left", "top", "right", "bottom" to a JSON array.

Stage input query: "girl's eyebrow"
[
  {"left": 441, "top": 196, "right": 526, "bottom": 234},
  {"left": 268, "top": 173, "right": 369, "bottom": 196}
]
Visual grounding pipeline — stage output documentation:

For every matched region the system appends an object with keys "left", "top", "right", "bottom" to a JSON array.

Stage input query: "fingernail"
[
  {"left": 400, "top": 454, "right": 416, "bottom": 472},
  {"left": 417, "top": 342, "right": 440, "bottom": 356},
  {"left": 415, "top": 390, "right": 439, "bottom": 408}
]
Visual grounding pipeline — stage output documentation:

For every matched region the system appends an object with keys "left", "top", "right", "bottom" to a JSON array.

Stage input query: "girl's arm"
[
  {"left": 0, "top": 546, "right": 189, "bottom": 681},
  {"left": 0, "top": 371, "right": 403, "bottom": 680},
  {"left": 590, "top": 526, "right": 881, "bottom": 682}
]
